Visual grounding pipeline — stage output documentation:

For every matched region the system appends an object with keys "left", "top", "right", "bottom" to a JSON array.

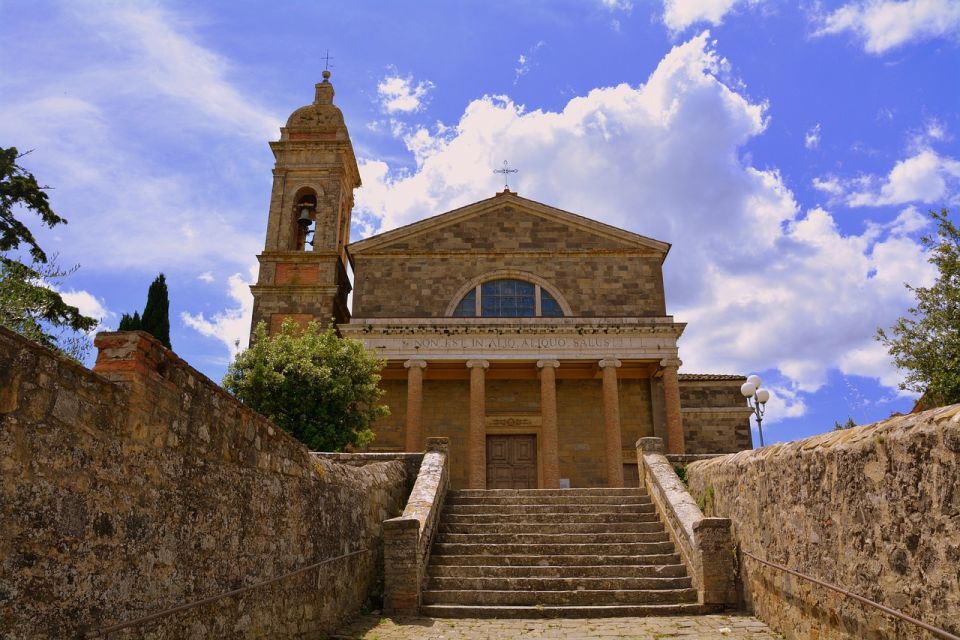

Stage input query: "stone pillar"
[
  {"left": 537, "top": 359, "right": 561, "bottom": 489},
  {"left": 661, "top": 358, "right": 686, "bottom": 455},
  {"left": 403, "top": 359, "right": 427, "bottom": 452},
  {"left": 466, "top": 359, "right": 489, "bottom": 489},
  {"left": 599, "top": 358, "right": 624, "bottom": 488}
]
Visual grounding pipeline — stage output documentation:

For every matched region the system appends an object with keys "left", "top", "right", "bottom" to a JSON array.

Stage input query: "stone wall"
[
  {"left": 679, "top": 377, "right": 753, "bottom": 453},
  {"left": 0, "top": 327, "right": 413, "bottom": 639},
  {"left": 686, "top": 406, "right": 960, "bottom": 639}
]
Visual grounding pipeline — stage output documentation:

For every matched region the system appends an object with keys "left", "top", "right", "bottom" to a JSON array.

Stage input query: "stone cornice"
[
  {"left": 351, "top": 248, "right": 664, "bottom": 259},
  {"left": 257, "top": 250, "right": 340, "bottom": 263},
  {"left": 341, "top": 317, "right": 685, "bottom": 361},
  {"left": 344, "top": 316, "right": 685, "bottom": 337}
]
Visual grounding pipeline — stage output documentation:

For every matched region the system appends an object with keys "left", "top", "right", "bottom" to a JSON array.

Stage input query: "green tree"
[
  {"left": 833, "top": 417, "right": 857, "bottom": 431},
  {"left": 119, "top": 273, "right": 171, "bottom": 348},
  {"left": 223, "top": 319, "right": 388, "bottom": 451},
  {"left": 877, "top": 208, "right": 960, "bottom": 408},
  {"left": 0, "top": 146, "right": 95, "bottom": 358},
  {"left": 141, "top": 273, "right": 170, "bottom": 348}
]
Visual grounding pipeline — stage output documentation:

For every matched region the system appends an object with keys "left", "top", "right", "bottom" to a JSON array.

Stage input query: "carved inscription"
[
  {"left": 486, "top": 415, "right": 542, "bottom": 428},
  {"left": 401, "top": 336, "right": 631, "bottom": 350}
]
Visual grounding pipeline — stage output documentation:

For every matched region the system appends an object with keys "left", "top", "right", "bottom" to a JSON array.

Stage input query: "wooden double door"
[{"left": 486, "top": 434, "right": 538, "bottom": 489}]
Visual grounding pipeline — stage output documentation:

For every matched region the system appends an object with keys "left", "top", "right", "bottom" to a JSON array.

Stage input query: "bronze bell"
[{"left": 297, "top": 206, "right": 313, "bottom": 228}]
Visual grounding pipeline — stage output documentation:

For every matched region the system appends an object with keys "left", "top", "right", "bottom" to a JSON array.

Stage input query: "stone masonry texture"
[
  {"left": 0, "top": 327, "right": 413, "bottom": 639},
  {"left": 686, "top": 405, "right": 960, "bottom": 639},
  {"left": 350, "top": 204, "right": 667, "bottom": 318}
]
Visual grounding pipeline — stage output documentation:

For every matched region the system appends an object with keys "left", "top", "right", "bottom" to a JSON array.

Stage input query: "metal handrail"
[
  {"left": 84, "top": 548, "right": 371, "bottom": 638},
  {"left": 741, "top": 549, "right": 959, "bottom": 640}
]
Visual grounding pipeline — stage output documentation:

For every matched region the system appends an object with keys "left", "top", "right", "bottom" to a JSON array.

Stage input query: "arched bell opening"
[{"left": 292, "top": 189, "right": 318, "bottom": 251}]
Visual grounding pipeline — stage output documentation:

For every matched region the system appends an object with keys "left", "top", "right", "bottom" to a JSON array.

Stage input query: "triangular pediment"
[{"left": 348, "top": 191, "right": 670, "bottom": 258}]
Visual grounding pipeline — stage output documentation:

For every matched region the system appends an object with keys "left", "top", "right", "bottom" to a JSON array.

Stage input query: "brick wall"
[
  {"left": 0, "top": 328, "right": 412, "bottom": 639},
  {"left": 687, "top": 406, "right": 960, "bottom": 639}
]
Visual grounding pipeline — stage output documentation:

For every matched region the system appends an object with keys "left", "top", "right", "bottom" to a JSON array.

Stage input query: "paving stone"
[{"left": 333, "top": 614, "right": 781, "bottom": 639}]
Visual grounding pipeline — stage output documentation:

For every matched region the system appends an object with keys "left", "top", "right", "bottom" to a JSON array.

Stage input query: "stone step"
[
  {"left": 449, "top": 488, "right": 646, "bottom": 498},
  {"left": 435, "top": 532, "right": 670, "bottom": 545},
  {"left": 441, "top": 512, "right": 660, "bottom": 525},
  {"left": 420, "top": 603, "right": 711, "bottom": 619},
  {"left": 445, "top": 495, "right": 651, "bottom": 506},
  {"left": 429, "top": 553, "right": 682, "bottom": 567},
  {"left": 439, "top": 521, "right": 665, "bottom": 534},
  {"left": 422, "top": 587, "right": 699, "bottom": 606},
  {"left": 428, "top": 563, "right": 690, "bottom": 579},
  {"left": 428, "top": 575, "right": 693, "bottom": 592},
  {"left": 433, "top": 541, "right": 677, "bottom": 556},
  {"left": 441, "top": 503, "right": 656, "bottom": 516}
]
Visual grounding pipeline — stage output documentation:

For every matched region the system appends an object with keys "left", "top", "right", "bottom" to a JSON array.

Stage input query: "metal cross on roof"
[
  {"left": 493, "top": 160, "right": 518, "bottom": 189},
  {"left": 322, "top": 49, "right": 334, "bottom": 71}
]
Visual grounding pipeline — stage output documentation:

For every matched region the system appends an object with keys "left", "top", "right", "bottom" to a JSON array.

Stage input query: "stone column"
[
  {"left": 537, "top": 360, "right": 561, "bottom": 489},
  {"left": 599, "top": 358, "right": 624, "bottom": 488},
  {"left": 466, "top": 359, "right": 489, "bottom": 489},
  {"left": 660, "top": 358, "right": 686, "bottom": 455},
  {"left": 403, "top": 359, "right": 427, "bottom": 452}
]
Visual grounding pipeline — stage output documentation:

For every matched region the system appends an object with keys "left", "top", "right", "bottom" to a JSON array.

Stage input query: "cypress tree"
[
  {"left": 140, "top": 273, "right": 171, "bottom": 348},
  {"left": 118, "top": 311, "right": 142, "bottom": 331}
]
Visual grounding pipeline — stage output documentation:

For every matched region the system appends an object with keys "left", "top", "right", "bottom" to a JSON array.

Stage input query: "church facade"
[{"left": 250, "top": 74, "right": 752, "bottom": 490}]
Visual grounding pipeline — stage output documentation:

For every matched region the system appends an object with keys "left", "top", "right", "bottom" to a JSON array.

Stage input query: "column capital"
[
  {"left": 466, "top": 359, "right": 489, "bottom": 369},
  {"left": 598, "top": 358, "right": 622, "bottom": 369},
  {"left": 659, "top": 357, "right": 682, "bottom": 369},
  {"left": 403, "top": 359, "right": 427, "bottom": 369},
  {"left": 537, "top": 359, "right": 560, "bottom": 369}
]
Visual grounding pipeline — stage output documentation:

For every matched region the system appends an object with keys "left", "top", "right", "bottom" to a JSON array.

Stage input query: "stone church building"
[{"left": 250, "top": 73, "right": 752, "bottom": 490}]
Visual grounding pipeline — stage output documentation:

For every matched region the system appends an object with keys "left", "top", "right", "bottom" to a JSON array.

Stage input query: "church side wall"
[
  {"left": 686, "top": 406, "right": 960, "bottom": 639},
  {"left": 0, "top": 328, "right": 410, "bottom": 639},
  {"left": 679, "top": 379, "right": 753, "bottom": 453},
  {"left": 351, "top": 253, "right": 666, "bottom": 318}
]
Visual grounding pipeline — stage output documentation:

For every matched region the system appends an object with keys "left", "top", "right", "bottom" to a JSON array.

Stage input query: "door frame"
[{"left": 485, "top": 428, "right": 542, "bottom": 489}]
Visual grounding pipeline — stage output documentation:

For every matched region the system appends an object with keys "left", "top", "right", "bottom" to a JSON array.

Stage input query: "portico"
[{"left": 339, "top": 317, "right": 688, "bottom": 489}]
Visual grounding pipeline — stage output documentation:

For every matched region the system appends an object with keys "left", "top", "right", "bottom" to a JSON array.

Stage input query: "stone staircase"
[{"left": 421, "top": 487, "right": 708, "bottom": 618}]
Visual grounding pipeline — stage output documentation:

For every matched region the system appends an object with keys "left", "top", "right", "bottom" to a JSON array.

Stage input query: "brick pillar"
[
  {"left": 537, "top": 359, "right": 561, "bottom": 489},
  {"left": 403, "top": 359, "right": 427, "bottom": 452},
  {"left": 660, "top": 358, "right": 686, "bottom": 455},
  {"left": 599, "top": 358, "right": 624, "bottom": 488},
  {"left": 466, "top": 359, "right": 489, "bottom": 489}
]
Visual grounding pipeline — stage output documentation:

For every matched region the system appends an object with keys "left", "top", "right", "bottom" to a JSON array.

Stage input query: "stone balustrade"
[
  {"left": 383, "top": 437, "right": 450, "bottom": 615},
  {"left": 636, "top": 437, "right": 737, "bottom": 607}
]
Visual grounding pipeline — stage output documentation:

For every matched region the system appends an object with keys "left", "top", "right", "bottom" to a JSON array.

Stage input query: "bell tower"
[{"left": 250, "top": 70, "right": 360, "bottom": 336}]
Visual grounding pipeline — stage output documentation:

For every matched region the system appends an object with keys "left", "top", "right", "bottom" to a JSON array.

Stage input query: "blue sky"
[{"left": 2, "top": 0, "right": 959, "bottom": 444}]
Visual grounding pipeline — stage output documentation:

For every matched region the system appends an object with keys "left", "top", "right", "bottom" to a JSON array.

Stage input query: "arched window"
[{"left": 452, "top": 279, "right": 565, "bottom": 317}]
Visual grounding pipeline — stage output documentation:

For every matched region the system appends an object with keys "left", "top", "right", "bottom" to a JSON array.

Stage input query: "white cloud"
[
  {"left": 805, "top": 123, "right": 821, "bottom": 150},
  {"left": 815, "top": 0, "right": 960, "bottom": 54},
  {"left": 0, "top": 5, "right": 273, "bottom": 272},
  {"left": 515, "top": 41, "right": 546, "bottom": 85},
  {"left": 60, "top": 288, "right": 112, "bottom": 331},
  {"left": 84, "top": 6, "right": 280, "bottom": 140},
  {"left": 600, "top": 0, "right": 633, "bottom": 10},
  {"left": 181, "top": 265, "right": 256, "bottom": 358},
  {"left": 197, "top": 271, "right": 215, "bottom": 283},
  {"left": 377, "top": 73, "right": 435, "bottom": 114},
  {"left": 846, "top": 149, "right": 960, "bottom": 206},
  {"left": 662, "top": 0, "right": 758, "bottom": 32},
  {"left": 356, "top": 31, "right": 934, "bottom": 401}
]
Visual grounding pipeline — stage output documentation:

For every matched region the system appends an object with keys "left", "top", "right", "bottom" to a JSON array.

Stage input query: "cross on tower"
[
  {"left": 493, "top": 160, "right": 518, "bottom": 190},
  {"left": 322, "top": 49, "right": 334, "bottom": 71}
]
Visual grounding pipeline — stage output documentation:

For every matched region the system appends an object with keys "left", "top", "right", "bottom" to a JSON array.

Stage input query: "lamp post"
[{"left": 741, "top": 374, "right": 771, "bottom": 447}]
